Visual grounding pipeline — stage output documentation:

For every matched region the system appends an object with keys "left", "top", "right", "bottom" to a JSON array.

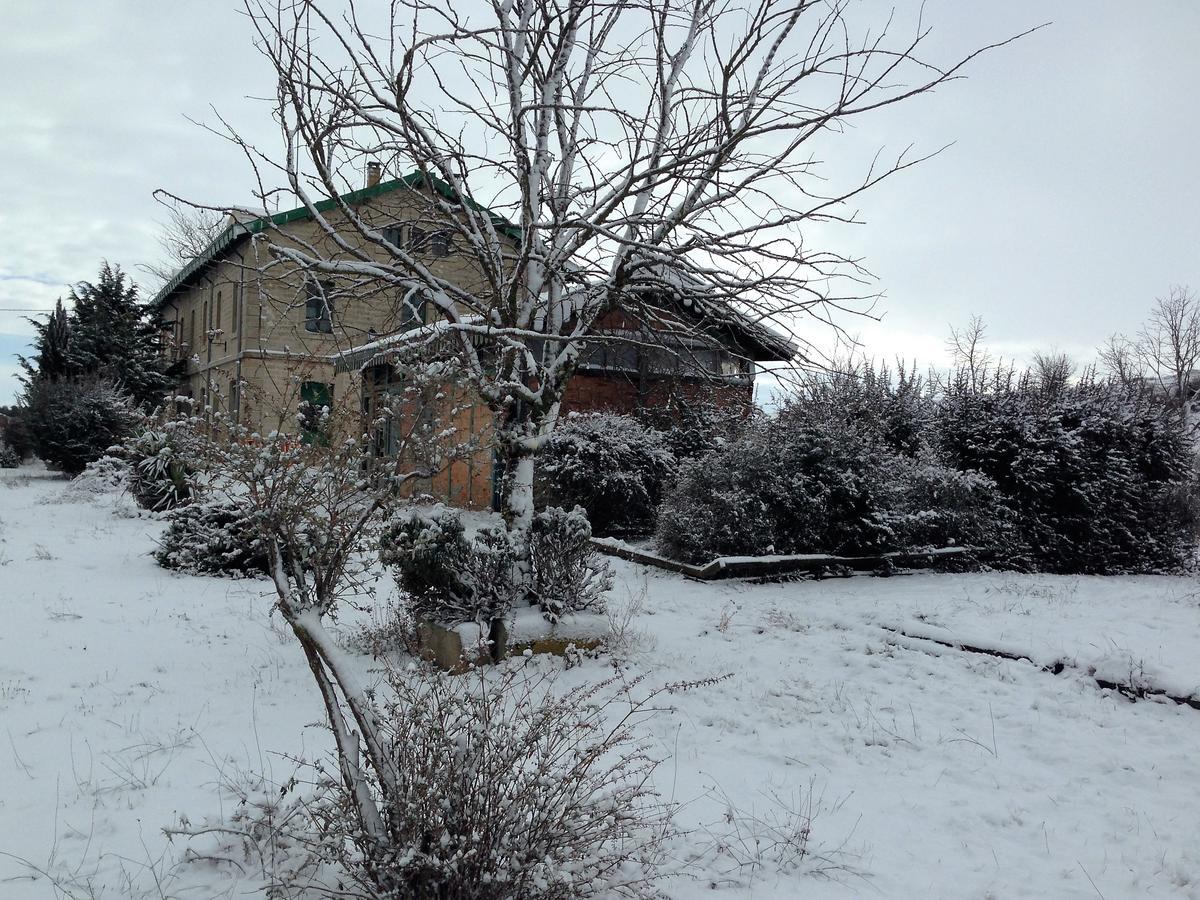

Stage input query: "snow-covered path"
[{"left": 1, "top": 466, "right": 1198, "bottom": 898}]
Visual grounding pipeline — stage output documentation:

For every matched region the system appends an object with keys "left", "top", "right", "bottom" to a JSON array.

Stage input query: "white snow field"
[{"left": 2, "top": 465, "right": 1199, "bottom": 898}]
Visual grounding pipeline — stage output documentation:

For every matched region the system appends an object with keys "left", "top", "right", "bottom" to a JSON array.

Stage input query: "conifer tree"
[
  {"left": 19, "top": 263, "right": 171, "bottom": 409},
  {"left": 18, "top": 298, "right": 75, "bottom": 385}
]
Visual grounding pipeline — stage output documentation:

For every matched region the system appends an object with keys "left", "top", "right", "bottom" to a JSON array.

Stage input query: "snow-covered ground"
[{"left": 2, "top": 465, "right": 1199, "bottom": 898}]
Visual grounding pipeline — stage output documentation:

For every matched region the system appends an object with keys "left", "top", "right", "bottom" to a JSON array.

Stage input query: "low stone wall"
[{"left": 591, "top": 538, "right": 980, "bottom": 580}]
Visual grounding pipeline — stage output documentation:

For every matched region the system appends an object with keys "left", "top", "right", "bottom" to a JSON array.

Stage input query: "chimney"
[{"left": 366, "top": 161, "right": 382, "bottom": 188}]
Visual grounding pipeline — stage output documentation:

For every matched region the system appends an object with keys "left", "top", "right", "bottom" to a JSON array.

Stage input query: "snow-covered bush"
[
  {"left": 791, "top": 360, "right": 932, "bottom": 457},
  {"left": 0, "top": 410, "right": 32, "bottom": 461},
  {"left": 880, "top": 455, "right": 1020, "bottom": 561},
  {"left": 934, "top": 377, "right": 1196, "bottom": 573},
  {"left": 121, "top": 425, "right": 197, "bottom": 511},
  {"left": 64, "top": 454, "right": 130, "bottom": 497},
  {"left": 529, "top": 506, "right": 612, "bottom": 622},
  {"left": 302, "top": 666, "right": 670, "bottom": 900},
  {"left": 155, "top": 497, "right": 272, "bottom": 577},
  {"left": 536, "top": 413, "right": 676, "bottom": 535},
  {"left": 380, "top": 508, "right": 517, "bottom": 626},
  {"left": 657, "top": 409, "right": 899, "bottom": 563},
  {"left": 23, "top": 377, "right": 138, "bottom": 475},
  {"left": 637, "top": 395, "right": 752, "bottom": 462},
  {"left": 0, "top": 444, "right": 18, "bottom": 468}
]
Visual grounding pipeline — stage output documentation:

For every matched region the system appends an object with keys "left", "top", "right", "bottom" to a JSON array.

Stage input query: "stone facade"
[{"left": 157, "top": 173, "right": 782, "bottom": 511}]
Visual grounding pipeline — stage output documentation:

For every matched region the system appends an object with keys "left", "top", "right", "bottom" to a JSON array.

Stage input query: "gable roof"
[
  {"left": 152, "top": 171, "right": 794, "bottom": 363},
  {"left": 152, "top": 170, "right": 518, "bottom": 313}
]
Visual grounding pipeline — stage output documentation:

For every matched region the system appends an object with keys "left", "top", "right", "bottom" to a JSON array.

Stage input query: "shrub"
[
  {"left": 23, "top": 377, "right": 138, "bottom": 475},
  {"left": 0, "top": 410, "right": 32, "bottom": 461},
  {"left": 880, "top": 455, "right": 1021, "bottom": 562},
  {"left": 657, "top": 409, "right": 900, "bottom": 563},
  {"left": 537, "top": 413, "right": 676, "bottom": 535},
  {"left": 121, "top": 425, "right": 197, "bottom": 511},
  {"left": 380, "top": 508, "right": 517, "bottom": 626},
  {"left": 529, "top": 506, "right": 613, "bottom": 622},
  {"left": 934, "top": 378, "right": 1196, "bottom": 573},
  {"left": 63, "top": 454, "right": 129, "bottom": 498},
  {"left": 0, "top": 444, "right": 17, "bottom": 469},
  {"left": 303, "top": 666, "right": 669, "bottom": 900},
  {"left": 636, "top": 395, "right": 751, "bottom": 462},
  {"left": 155, "top": 497, "right": 272, "bottom": 576}
]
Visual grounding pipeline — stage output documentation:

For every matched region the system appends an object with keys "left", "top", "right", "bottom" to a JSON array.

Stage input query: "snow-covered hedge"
[
  {"left": 656, "top": 410, "right": 908, "bottom": 562},
  {"left": 658, "top": 369, "right": 1197, "bottom": 574},
  {"left": 934, "top": 379, "right": 1196, "bottom": 574},
  {"left": 536, "top": 413, "right": 676, "bottom": 535},
  {"left": 23, "top": 377, "right": 138, "bottom": 475},
  {"left": 155, "top": 497, "right": 273, "bottom": 577},
  {"left": 0, "top": 444, "right": 17, "bottom": 469}
]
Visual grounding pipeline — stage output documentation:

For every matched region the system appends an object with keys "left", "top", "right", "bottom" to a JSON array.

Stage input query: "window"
[
  {"left": 215, "top": 290, "right": 223, "bottom": 333},
  {"left": 299, "top": 381, "right": 333, "bottom": 445},
  {"left": 229, "top": 378, "right": 240, "bottom": 423},
  {"left": 382, "top": 225, "right": 404, "bottom": 250},
  {"left": 400, "top": 291, "right": 427, "bottom": 329},
  {"left": 305, "top": 279, "right": 334, "bottom": 333},
  {"left": 189, "top": 308, "right": 196, "bottom": 350},
  {"left": 404, "top": 224, "right": 451, "bottom": 258},
  {"left": 202, "top": 300, "right": 209, "bottom": 340},
  {"left": 429, "top": 230, "right": 452, "bottom": 258},
  {"left": 408, "top": 226, "right": 428, "bottom": 254},
  {"left": 231, "top": 284, "right": 240, "bottom": 335}
]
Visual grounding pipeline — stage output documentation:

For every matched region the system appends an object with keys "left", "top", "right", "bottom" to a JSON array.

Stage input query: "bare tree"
[
  {"left": 1134, "top": 285, "right": 1200, "bottom": 406},
  {"left": 205, "top": 0, "right": 1033, "bottom": 576},
  {"left": 1030, "top": 350, "right": 1075, "bottom": 395},
  {"left": 945, "top": 315, "right": 1003, "bottom": 393},
  {"left": 1098, "top": 332, "right": 1142, "bottom": 387},
  {"left": 141, "top": 201, "right": 227, "bottom": 288}
]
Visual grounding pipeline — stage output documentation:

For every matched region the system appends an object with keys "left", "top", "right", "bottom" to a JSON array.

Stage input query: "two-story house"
[{"left": 154, "top": 167, "right": 792, "bottom": 508}]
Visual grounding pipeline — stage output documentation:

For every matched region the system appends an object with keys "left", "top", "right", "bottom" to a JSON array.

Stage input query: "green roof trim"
[{"left": 152, "top": 169, "right": 519, "bottom": 312}]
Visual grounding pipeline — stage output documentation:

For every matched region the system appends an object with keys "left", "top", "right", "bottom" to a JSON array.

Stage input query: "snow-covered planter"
[
  {"left": 536, "top": 412, "right": 676, "bottom": 535},
  {"left": 155, "top": 497, "right": 272, "bottom": 577},
  {"left": 382, "top": 507, "right": 613, "bottom": 667},
  {"left": 504, "top": 606, "right": 609, "bottom": 660}
]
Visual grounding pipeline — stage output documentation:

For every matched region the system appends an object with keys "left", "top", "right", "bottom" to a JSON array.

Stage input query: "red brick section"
[{"left": 561, "top": 371, "right": 752, "bottom": 418}]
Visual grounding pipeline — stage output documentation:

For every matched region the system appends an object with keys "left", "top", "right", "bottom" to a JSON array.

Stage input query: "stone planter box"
[{"left": 417, "top": 610, "right": 608, "bottom": 672}]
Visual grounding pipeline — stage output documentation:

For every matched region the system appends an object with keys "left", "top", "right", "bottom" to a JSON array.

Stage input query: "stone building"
[{"left": 155, "top": 168, "right": 791, "bottom": 508}]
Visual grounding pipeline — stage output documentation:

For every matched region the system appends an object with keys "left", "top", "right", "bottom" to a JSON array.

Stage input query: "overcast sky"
[{"left": 2, "top": 1, "right": 1198, "bottom": 405}]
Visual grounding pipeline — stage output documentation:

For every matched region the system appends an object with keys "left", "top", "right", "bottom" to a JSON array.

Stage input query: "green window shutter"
[{"left": 299, "top": 381, "right": 333, "bottom": 445}]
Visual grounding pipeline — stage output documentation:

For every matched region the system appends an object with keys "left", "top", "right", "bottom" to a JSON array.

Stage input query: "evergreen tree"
[
  {"left": 18, "top": 298, "right": 75, "bottom": 385},
  {"left": 19, "top": 263, "right": 171, "bottom": 409},
  {"left": 66, "top": 263, "right": 171, "bottom": 407}
]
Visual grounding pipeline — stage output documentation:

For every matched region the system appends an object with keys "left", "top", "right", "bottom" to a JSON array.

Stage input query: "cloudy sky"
[{"left": 1, "top": 1, "right": 1198, "bottom": 404}]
